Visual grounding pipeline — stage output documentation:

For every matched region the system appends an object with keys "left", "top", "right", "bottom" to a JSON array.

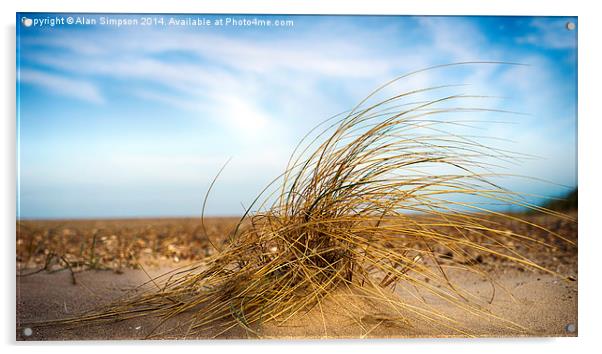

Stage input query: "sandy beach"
[
  {"left": 16, "top": 213, "right": 577, "bottom": 340},
  {"left": 16, "top": 262, "right": 577, "bottom": 340}
]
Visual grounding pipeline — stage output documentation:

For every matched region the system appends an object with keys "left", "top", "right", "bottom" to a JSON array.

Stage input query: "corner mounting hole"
[{"left": 566, "top": 22, "right": 576, "bottom": 31}]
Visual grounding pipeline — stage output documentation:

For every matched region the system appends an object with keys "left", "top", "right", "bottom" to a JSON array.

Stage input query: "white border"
[
  {"left": 3, "top": 1, "right": 600, "bottom": 354},
  {"left": 5, "top": 0, "right": 585, "bottom": 16}
]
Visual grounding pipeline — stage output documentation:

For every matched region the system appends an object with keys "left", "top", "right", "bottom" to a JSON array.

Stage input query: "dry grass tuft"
[{"left": 31, "top": 63, "right": 576, "bottom": 338}]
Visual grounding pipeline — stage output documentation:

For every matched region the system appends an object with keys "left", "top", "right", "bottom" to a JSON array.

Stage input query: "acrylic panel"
[{"left": 16, "top": 13, "right": 578, "bottom": 340}]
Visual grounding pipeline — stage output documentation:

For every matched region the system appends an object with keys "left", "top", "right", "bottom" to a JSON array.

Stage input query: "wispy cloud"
[
  {"left": 417, "top": 17, "right": 489, "bottom": 61},
  {"left": 516, "top": 18, "right": 577, "bottom": 50},
  {"left": 16, "top": 16, "right": 577, "bottom": 217},
  {"left": 19, "top": 26, "right": 407, "bottom": 143},
  {"left": 19, "top": 69, "right": 104, "bottom": 104}
]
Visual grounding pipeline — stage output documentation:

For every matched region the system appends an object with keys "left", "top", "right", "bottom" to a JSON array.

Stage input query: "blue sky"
[{"left": 16, "top": 14, "right": 577, "bottom": 219}]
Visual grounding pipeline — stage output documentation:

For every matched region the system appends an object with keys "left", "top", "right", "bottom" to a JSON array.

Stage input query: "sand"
[
  {"left": 16, "top": 213, "right": 578, "bottom": 340},
  {"left": 16, "top": 263, "right": 577, "bottom": 340}
]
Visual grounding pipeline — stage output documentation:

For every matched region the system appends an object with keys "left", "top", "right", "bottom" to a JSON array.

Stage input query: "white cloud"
[
  {"left": 416, "top": 17, "right": 490, "bottom": 62},
  {"left": 18, "top": 17, "right": 577, "bottom": 214},
  {"left": 516, "top": 18, "right": 577, "bottom": 49},
  {"left": 22, "top": 29, "right": 397, "bottom": 143},
  {"left": 19, "top": 69, "right": 104, "bottom": 104}
]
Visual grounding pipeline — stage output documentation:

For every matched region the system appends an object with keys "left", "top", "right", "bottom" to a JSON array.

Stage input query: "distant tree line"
[{"left": 543, "top": 188, "right": 578, "bottom": 211}]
